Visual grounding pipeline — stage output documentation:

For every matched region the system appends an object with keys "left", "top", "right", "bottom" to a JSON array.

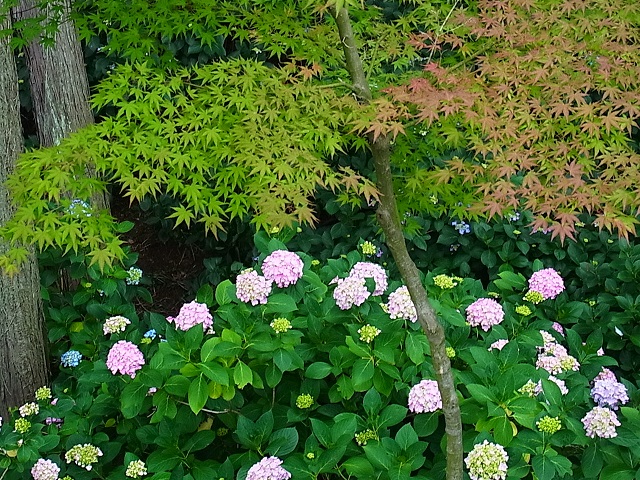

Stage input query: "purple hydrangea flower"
[
  {"left": 261, "top": 250, "right": 304, "bottom": 288},
  {"left": 106, "top": 341, "right": 145, "bottom": 378},
  {"left": 167, "top": 301, "right": 213, "bottom": 331},
  {"left": 408, "top": 380, "right": 442, "bottom": 413},
  {"left": 582, "top": 406, "right": 621, "bottom": 438},
  {"left": 528, "top": 268, "right": 565, "bottom": 300},
  {"left": 246, "top": 456, "right": 291, "bottom": 480},
  {"left": 466, "top": 298, "right": 505, "bottom": 331},
  {"left": 333, "top": 275, "right": 370, "bottom": 310},
  {"left": 236, "top": 269, "right": 272, "bottom": 305},
  {"left": 591, "top": 375, "right": 629, "bottom": 410}
]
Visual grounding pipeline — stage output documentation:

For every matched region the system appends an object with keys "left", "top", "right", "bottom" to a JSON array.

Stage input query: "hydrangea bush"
[{"left": 0, "top": 234, "right": 638, "bottom": 480}]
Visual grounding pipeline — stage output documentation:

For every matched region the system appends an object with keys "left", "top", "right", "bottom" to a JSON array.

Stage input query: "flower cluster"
[
  {"left": 534, "top": 376, "right": 568, "bottom": 396},
  {"left": 537, "top": 416, "right": 562, "bottom": 434},
  {"left": 333, "top": 276, "right": 370, "bottom": 310},
  {"left": 236, "top": 269, "right": 272, "bottom": 305},
  {"left": 106, "top": 341, "right": 145, "bottom": 378},
  {"left": 451, "top": 220, "right": 471, "bottom": 235},
  {"left": 581, "top": 406, "right": 621, "bottom": 438},
  {"left": 465, "top": 440, "right": 509, "bottom": 480},
  {"left": 296, "top": 394, "right": 314, "bottom": 409},
  {"left": 527, "top": 268, "right": 565, "bottom": 300},
  {"left": 19, "top": 402, "right": 39, "bottom": 417},
  {"left": 446, "top": 347, "right": 456, "bottom": 358},
  {"left": 261, "top": 250, "right": 304, "bottom": 288},
  {"left": 126, "top": 266, "right": 143, "bottom": 285},
  {"left": 60, "top": 350, "right": 82, "bottom": 368},
  {"left": 515, "top": 305, "right": 532, "bottom": 316},
  {"left": 535, "top": 332, "right": 580, "bottom": 375},
  {"left": 103, "top": 315, "right": 131, "bottom": 335},
  {"left": 31, "top": 458, "right": 60, "bottom": 480},
  {"left": 349, "top": 262, "right": 388, "bottom": 296},
  {"left": 523, "top": 290, "right": 544, "bottom": 304},
  {"left": 387, "top": 286, "right": 417, "bottom": 322},
  {"left": 358, "top": 324, "right": 381, "bottom": 343},
  {"left": 360, "top": 241, "right": 377, "bottom": 255},
  {"left": 246, "top": 456, "right": 291, "bottom": 480},
  {"left": 65, "top": 444, "right": 103, "bottom": 470},
  {"left": 408, "top": 380, "right": 442, "bottom": 413},
  {"left": 141, "top": 329, "right": 157, "bottom": 344},
  {"left": 591, "top": 369, "right": 629, "bottom": 410},
  {"left": 433, "top": 274, "right": 462, "bottom": 289},
  {"left": 466, "top": 298, "right": 505, "bottom": 331},
  {"left": 167, "top": 301, "right": 213, "bottom": 332},
  {"left": 125, "top": 460, "right": 148, "bottom": 478},
  {"left": 355, "top": 429, "right": 378, "bottom": 446},
  {"left": 551, "top": 322, "right": 565, "bottom": 336},
  {"left": 14, "top": 418, "right": 31, "bottom": 433},
  {"left": 489, "top": 339, "right": 509, "bottom": 351},
  {"left": 35, "top": 386, "right": 52, "bottom": 401},
  {"left": 270, "top": 318, "right": 292, "bottom": 333}
]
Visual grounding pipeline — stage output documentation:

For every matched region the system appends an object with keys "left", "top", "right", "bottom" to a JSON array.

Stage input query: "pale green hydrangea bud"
[
  {"left": 270, "top": 318, "right": 292, "bottom": 334},
  {"left": 536, "top": 416, "right": 561, "bottom": 434},
  {"left": 515, "top": 305, "right": 532, "bottom": 316},
  {"left": 296, "top": 394, "right": 314, "bottom": 409},
  {"left": 14, "top": 418, "right": 31, "bottom": 433},
  {"left": 524, "top": 291, "right": 544, "bottom": 304},
  {"left": 433, "top": 274, "right": 459, "bottom": 289},
  {"left": 446, "top": 347, "right": 456, "bottom": 358},
  {"left": 358, "top": 324, "right": 381, "bottom": 343},
  {"left": 360, "top": 241, "right": 377, "bottom": 256},
  {"left": 355, "top": 429, "right": 378, "bottom": 446},
  {"left": 125, "top": 459, "right": 148, "bottom": 478},
  {"left": 35, "top": 386, "right": 52, "bottom": 401},
  {"left": 518, "top": 380, "right": 537, "bottom": 397}
]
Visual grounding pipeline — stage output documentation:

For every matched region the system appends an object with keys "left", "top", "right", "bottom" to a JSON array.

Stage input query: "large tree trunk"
[
  {"left": 0, "top": 11, "right": 48, "bottom": 419},
  {"left": 13, "top": 0, "right": 108, "bottom": 209},
  {"left": 335, "top": 8, "right": 464, "bottom": 480}
]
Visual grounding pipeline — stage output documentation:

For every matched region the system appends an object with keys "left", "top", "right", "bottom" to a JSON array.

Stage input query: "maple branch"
[
  {"left": 426, "top": 0, "right": 460, "bottom": 65},
  {"left": 335, "top": 7, "right": 464, "bottom": 480}
]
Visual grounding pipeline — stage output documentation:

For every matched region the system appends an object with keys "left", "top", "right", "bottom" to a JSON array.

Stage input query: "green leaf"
[
  {"left": 196, "top": 284, "right": 214, "bottom": 306},
  {"left": 467, "top": 384, "right": 496, "bottom": 404},
  {"left": 121, "top": 380, "right": 148, "bottom": 419},
  {"left": 147, "top": 448, "right": 181, "bottom": 473},
  {"left": 188, "top": 374, "right": 208, "bottom": 414},
  {"left": 115, "top": 221, "right": 135, "bottom": 233},
  {"left": 351, "top": 359, "right": 374, "bottom": 392},
  {"left": 163, "top": 375, "right": 190, "bottom": 396},
  {"left": 405, "top": 333, "right": 426, "bottom": 365},
  {"left": 379, "top": 404, "right": 408, "bottom": 428},
  {"left": 183, "top": 430, "right": 216, "bottom": 453},
  {"left": 266, "top": 428, "right": 299, "bottom": 456},
  {"left": 233, "top": 361, "right": 253, "bottom": 389},
  {"left": 363, "top": 388, "right": 383, "bottom": 416},
  {"left": 395, "top": 424, "right": 418, "bottom": 451},
  {"left": 264, "top": 293, "right": 298, "bottom": 314},
  {"left": 581, "top": 445, "right": 602, "bottom": 477},
  {"left": 306, "top": 362, "right": 333, "bottom": 379},
  {"left": 215, "top": 279, "right": 235, "bottom": 306}
]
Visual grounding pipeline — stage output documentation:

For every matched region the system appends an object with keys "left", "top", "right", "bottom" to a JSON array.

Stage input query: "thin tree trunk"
[
  {"left": 13, "top": 0, "right": 108, "bottom": 210},
  {"left": 0, "top": 11, "right": 48, "bottom": 419},
  {"left": 334, "top": 8, "right": 464, "bottom": 480}
]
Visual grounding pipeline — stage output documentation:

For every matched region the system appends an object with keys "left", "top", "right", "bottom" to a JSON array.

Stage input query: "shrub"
[{"left": 0, "top": 234, "right": 638, "bottom": 479}]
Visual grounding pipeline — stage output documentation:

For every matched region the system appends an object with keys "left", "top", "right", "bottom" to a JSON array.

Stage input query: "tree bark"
[
  {"left": 334, "top": 8, "right": 464, "bottom": 480},
  {"left": 13, "top": 0, "right": 108, "bottom": 209},
  {"left": 0, "top": 11, "right": 48, "bottom": 419}
]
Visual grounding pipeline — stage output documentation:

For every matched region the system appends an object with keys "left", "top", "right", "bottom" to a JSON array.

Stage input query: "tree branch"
[{"left": 334, "top": 7, "right": 464, "bottom": 480}]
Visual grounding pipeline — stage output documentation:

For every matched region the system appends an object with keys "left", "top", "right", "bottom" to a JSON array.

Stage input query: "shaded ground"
[{"left": 111, "top": 191, "right": 207, "bottom": 316}]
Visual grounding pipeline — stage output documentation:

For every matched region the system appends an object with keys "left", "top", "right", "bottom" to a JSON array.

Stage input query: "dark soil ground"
[{"left": 111, "top": 191, "right": 207, "bottom": 316}]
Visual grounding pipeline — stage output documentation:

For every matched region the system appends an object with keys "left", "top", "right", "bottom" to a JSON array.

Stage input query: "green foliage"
[{"left": 0, "top": 235, "right": 638, "bottom": 479}]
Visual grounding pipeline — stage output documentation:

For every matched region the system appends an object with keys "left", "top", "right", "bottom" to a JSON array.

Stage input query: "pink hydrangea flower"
[
  {"left": 582, "top": 406, "right": 620, "bottom": 438},
  {"left": 106, "top": 341, "right": 145, "bottom": 378},
  {"left": 387, "top": 286, "right": 417, "bottom": 322},
  {"left": 408, "top": 379, "right": 442, "bottom": 413},
  {"left": 535, "top": 335, "right": 580, "bottom": 375},
  {"left": 466, "top": 298, "right": 504, "bottom": 331},
  {"left": 551, "top": 322, "right": 565, "bottom": 336},
  {"left": 261, "top": 250, "right": 304, "bottom": 288},
  {"left": 246, "top": 456, "right": 291, "bottom": 480},
  {"left": 31, "top": 458, "right": 60, "bottom": 480},
  {"left": 333, "top": 275, "right": 370, "bottom": 310},
  {"left": 528, "top": 268, "right": 565, "bottom": 300},
  {"left": 236, "top": 269, "right": 272, "bottom": 305},
  {"left": 349, "top": 262, "right": 388, "bottom": 296},
  {"left": 167, "top": 301, "right": 213, "bottom": 332}
]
